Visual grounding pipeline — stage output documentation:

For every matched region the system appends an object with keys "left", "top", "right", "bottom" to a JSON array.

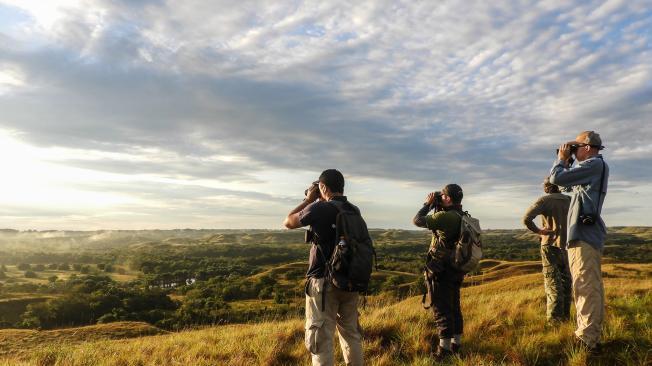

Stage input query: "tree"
[
  {"left": 48, "top": 263, "right": 58, "bottom": 270},
  {"left": 382, "top": 275, "right": 401, "bottom": 291},
  {"left": 34, "top": 264, "right": 46, "bottom": 272},
  {"left": 258, "top": 287, "right": 273, "bottom": 300},
  {"left": 58, "top": 263, "right": 70, "bottom": 271},
  {"left": 80, "top": 266, "right": 90, "bottom": 274},
  {"left": 273, "top": 289, "right": 287, "bottom": 304},
  {"left": 73, "top": 264, "right": 82, "bottom": 271},
  {"left": 48, "top": 275, "right": 58, "bottom": 283},
  {"left": 19, "top": 302, "right": 52, "bottom": 328},
  {"left": 17, "top": 263, "right": 31, "bottom": 271},
  {"left": 24, "top": 270, "right": 37, "bottom": 278},
  {"left": 257, "top": 275, "right": 276, "bottom": 287}
]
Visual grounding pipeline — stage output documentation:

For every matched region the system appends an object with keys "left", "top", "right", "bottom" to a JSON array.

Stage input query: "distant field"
[
  {"left": 0, "top": 265, "right": 139, "bottom": 287},
  {"left": 0, "top": 226, "right": 649, "bottom": 361},
  {"left": 0, "top": 262, "right": 648, "bottom": 366}
]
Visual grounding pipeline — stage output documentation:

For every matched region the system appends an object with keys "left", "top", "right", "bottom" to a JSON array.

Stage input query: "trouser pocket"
[
  {"left": 305, "top": 277, "right": 326, "bottom": 354},
  {"left": 305, "top": 319, "right": 325, "bottom": 354}
]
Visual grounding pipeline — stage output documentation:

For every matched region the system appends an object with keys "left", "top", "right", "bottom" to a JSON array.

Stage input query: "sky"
[{"left": 0, "top": 0, "right": 650, "bottom": 231}]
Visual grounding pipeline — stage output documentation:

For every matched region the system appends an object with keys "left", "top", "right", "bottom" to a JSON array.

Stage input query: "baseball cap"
[
  {"left": 318, "top": 169, "right": 345, "bottom": 193},
  {"left": 565, "top": 131, "right": 604, "bottom": 150}
]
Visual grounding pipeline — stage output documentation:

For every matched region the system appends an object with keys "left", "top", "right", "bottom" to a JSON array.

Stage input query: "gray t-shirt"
[{"left": 549, "top": 155, "right": 609, "bottom": 250}]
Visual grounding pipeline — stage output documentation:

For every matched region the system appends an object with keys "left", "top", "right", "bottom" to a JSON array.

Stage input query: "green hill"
[{"left": 1, "top": 262, "right": 649, "bottom": 366}]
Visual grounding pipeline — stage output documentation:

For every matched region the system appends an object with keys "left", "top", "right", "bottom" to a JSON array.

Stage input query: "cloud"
[{"left": 0, "top": 0, "right": 650, "bottom": 229}]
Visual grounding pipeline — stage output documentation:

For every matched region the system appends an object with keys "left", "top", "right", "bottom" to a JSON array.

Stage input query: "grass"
[
  {"left": 0, "top": 322, "right": 166, "bottom": 359},
  {"left": 0, "top": 262, "right": 649, "bottom": 365}
]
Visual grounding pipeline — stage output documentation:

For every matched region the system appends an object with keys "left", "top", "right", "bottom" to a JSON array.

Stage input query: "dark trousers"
[{"left": 431, "top": 269, "right": 464, "bottom": 338}]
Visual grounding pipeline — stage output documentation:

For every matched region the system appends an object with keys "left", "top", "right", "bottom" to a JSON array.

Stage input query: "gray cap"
[{"left": 565, "top": 131, "right": 604, "bottom": 149}]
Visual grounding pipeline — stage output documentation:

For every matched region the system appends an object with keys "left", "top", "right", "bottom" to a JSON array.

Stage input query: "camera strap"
[
  {"left": 579, "top": 156, "right": 606, "bottom": 218},
  {"left": 595, "top": 156, "right": 606, "bottom": 216}
]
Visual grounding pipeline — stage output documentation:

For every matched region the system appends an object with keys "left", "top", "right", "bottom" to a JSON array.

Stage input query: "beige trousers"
[
  {"left": 305, "top": 277, "right": 364, "bottom": 366},
  {"left": 568, "top": 240, "right": 605, "bottom": 348}
]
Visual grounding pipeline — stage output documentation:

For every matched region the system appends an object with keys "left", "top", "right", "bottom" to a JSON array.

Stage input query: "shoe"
[
  {"left": 546, "top": 318, "right": 565, "bottom": 328},
  {"left": 451, "top": 343, "right": 461, "bottom": 354},
  {"left": 432, "top": 346, "right": 454, "bottom": 361}
]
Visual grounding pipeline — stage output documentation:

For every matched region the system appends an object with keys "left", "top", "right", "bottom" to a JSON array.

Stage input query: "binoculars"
[
  {"left": 304, "top": 181, "right": 319, "bottom": 196},
  {"left": 556, "top": 145, "right": 578, "bottom": 165}
]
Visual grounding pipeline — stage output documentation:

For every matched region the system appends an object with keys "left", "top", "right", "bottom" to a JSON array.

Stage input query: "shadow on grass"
[
  {"left": 364, "top": 323, "right": 418, "bottom": 361},
  {"left": 264, "top": 326, "right": 304, "bottom": 366},
  {"left": 593, "top": 338, "right": 652, "bottom": 366}
]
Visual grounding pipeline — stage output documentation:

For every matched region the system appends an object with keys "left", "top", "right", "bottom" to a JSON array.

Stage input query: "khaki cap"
[{"left": 566, "top": 131, "right": 604, "bottom": 149}]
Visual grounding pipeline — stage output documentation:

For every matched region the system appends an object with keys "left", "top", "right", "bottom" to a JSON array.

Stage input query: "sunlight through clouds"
[
  {"left": 0, "top": 0, "right": 650, "bottom": 229},
  {"left": 0, "top": 61, "right": 26, "bottom": 94},
  {"left": 0, "top": 130, "right": 140, "bottom": 209}
]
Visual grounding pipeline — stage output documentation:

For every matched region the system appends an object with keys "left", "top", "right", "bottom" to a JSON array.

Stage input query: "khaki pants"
[
  {"left": 305, "top": 277, "right": 364, "bottom": 366},
  {"left": 568, "top": 240, "right": 605, "bottom": 348}
]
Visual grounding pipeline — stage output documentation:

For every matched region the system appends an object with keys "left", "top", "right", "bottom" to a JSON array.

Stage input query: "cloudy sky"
[{"left": 0, "top": 0, "right": 650, "bottom": 230}]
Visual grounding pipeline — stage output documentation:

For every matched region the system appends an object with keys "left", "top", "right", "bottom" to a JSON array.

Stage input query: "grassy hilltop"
[{"left": 1, "top": 261, "right": 650, "bottom": 366}]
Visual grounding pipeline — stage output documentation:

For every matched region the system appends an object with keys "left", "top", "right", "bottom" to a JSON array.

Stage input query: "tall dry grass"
[{"left": 1, "top": 263, "right": 649, "bottom": 366}]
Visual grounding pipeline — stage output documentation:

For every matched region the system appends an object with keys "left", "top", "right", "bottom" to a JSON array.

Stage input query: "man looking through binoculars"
[{"left": 549, "top": 131, "right": 609, "bottom": 352}]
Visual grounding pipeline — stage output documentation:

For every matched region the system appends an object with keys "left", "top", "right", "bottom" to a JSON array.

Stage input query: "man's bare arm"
[{"left": 283, "top": 186, "right": 319, "bottom": 229}]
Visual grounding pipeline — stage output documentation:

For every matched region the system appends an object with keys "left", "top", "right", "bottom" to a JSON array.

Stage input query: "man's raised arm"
[{"left": 549, "top": 158, "right": 600, "bottom": 188}]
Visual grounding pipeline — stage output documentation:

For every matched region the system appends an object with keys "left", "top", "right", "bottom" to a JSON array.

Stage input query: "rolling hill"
[{"left": 1, "top": 261, "right": 649, "bottom": 366}]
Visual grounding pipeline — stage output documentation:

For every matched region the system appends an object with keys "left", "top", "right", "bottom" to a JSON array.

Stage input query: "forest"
[{"left": 0, "top": 227, "right": 649, "bottom": 330}]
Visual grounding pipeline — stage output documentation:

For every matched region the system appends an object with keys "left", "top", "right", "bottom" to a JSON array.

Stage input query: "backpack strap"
[
  {"left": 327, "top": 199, "right": 360, "bottom": 215},
  {"left": 453, "top": 210, "right": 464, "bottom": 237},
  {"left": 422, "top": 271, "right": 435, "bottom": 309},
  {"left": 312, "top": 244, "right": 330, "bottom": 312}
]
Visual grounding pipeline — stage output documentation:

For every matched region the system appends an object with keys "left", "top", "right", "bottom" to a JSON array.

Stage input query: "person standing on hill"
[
  {"left": 413, "top": 184, "right": 466, "bottom": 361},
  {"left": 283, "top": 169, "right": 364, "bottom": 366},
  {"left": 549, "top": 131, "right": 609, "bottom": 352},
  {"left": 523, "top": 177, "right": 572, "bottom": 324}
]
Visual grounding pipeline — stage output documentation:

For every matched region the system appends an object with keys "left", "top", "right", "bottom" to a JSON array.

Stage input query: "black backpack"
[{"left": 319, "top": 200, "right": 376, "bottom": 293}]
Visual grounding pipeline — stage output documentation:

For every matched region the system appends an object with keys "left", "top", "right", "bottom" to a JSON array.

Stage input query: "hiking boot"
[
  {"left": 432, "top": 346, "right": 454, "bottom": 362},
  {"left": 451, "top": 343, "right": 461, "bottom": 354},
  {"left": 546, "top": 318, "right": 564, "bottom": 328}
]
